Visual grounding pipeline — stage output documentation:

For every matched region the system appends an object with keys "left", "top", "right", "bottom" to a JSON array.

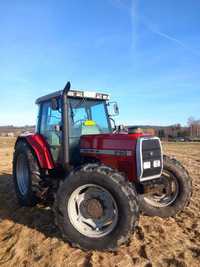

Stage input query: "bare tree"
[{"left": 188, "top": 117, "right": 200, "bottom": 126}]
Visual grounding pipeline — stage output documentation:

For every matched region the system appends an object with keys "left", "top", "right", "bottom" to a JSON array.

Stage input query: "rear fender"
[{"left": 15, "top": 133, "right": 55, "bottom": 170}]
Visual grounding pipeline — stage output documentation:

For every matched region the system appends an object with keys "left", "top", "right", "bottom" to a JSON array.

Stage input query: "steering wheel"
[
  {"left": 73, "top": 119, "right": 86, "bottom": 126},
  {"left": 73, "top": 119, "right": 103, "bottom": 134}
]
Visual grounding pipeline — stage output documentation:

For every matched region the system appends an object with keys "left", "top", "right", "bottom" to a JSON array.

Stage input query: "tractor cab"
[{"left": 35, "top": 87, "right": 116, "bottom": 166}]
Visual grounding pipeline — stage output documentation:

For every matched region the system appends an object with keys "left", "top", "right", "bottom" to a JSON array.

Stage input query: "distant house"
[
  {"left": 190, "top": 124, "right": 200, "bottom": 137},
  {"left": 0, "top": 125, "right": 35, "bottom": 137},
  {"left": 7, "top": 132, "right": 15, "bottom": 137},
  {"left": 128, "top": 125, "right": 191, "bottom": 140},
  {"left": 142, "top": 128, "right": 156, "bottom": 136},
  {"left": 128, "top": 126, "right": 156, "bottom": 136}
]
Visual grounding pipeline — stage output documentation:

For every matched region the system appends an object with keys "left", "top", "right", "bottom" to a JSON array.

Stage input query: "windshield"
[{"left": 69, "top": 98, "right": 111, "bottom": 137}]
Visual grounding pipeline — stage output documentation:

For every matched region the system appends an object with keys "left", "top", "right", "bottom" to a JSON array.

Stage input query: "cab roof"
[{"left": 36, "top": 89, "right": 110, "bottom": 104}]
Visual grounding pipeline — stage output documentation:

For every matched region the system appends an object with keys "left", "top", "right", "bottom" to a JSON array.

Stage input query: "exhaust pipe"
[{"left": 61, "top": 81, "right": 71, "bottom": 170}]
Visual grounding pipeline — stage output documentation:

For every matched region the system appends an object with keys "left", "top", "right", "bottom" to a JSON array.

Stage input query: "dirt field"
[{"left": 0, "top": 137, "right": 200, "bottom": 267}]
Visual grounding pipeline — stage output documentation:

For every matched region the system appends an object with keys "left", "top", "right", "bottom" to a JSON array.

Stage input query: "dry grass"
[{"left": 0, "top": 137, "right": 200, "bottom": 267}]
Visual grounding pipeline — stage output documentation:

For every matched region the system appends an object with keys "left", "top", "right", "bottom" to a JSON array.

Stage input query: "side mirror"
[
  {"left": 108, "top": 102, "right": 119, "bottom": 116},
  {"left": 51, "top": 98, "right": 59, "bottom": 110},
  {"left": 113, "top": 103, "right": 119, "bottom": 115}
]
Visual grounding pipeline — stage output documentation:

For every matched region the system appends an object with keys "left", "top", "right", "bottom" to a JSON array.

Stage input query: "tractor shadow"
[{"left": 0, "top": 173, "right": 61, "bottom": 240}]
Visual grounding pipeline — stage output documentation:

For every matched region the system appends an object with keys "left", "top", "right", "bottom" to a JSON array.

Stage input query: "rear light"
[
  {"left": 96, "top": 93, "right": 103, "bottom": 99},
  {"left": 96, "top": 93, "right": 110, "bottom": 100},
  {"left": 84, "top": 91, "right": 97, "bottom": 98},
  {"left": 103, "top": 94, "right": 109, "bottom": 100},
  {"left": 68, "top": 91, "right": 84, "bottom": 98}
]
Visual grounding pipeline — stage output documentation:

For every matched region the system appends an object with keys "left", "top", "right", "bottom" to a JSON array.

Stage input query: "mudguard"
[{"left": 15, "top": 133, "right": 55, "bottom": 170}]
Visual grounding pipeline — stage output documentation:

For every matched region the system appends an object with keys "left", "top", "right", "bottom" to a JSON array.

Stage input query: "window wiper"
[{"left": 70, "top": 102, "right": 74, "bottom": 123}]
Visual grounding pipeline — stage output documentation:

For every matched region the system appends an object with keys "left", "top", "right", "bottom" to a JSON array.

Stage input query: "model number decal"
[{"left": 80, "top": 149, "right": 132, "bottom": 157}]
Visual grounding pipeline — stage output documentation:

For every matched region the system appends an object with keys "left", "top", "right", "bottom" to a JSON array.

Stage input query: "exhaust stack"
[{"left": 62, "top": 81, "right": 71, "bottom": 170}]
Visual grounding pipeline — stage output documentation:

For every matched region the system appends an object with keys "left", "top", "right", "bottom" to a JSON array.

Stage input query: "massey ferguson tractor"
[{"left": 13, "top": 82, "right": 192, "bottom": 251}]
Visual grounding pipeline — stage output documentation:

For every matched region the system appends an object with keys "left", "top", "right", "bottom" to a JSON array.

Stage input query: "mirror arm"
[{"left": 109, "top": 116, "right": 117, "bottom": 132}]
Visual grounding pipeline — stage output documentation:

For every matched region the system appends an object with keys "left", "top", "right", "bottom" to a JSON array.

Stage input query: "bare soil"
[{"left": 0, "top": 137, "right": 200, "bottom": 267}]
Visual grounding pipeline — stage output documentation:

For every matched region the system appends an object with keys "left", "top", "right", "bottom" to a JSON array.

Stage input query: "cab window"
[{"left": 39, "top": 100, "right": 61, "bottom": 162}]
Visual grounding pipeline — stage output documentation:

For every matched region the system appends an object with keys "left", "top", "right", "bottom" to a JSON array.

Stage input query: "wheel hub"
[
  {"left": 80, "top": 198, "right": 104, "bottom": 220},
  {"left": 143, "top": 170, "right": 179, "bottom": 208},
  {"left": 67, "top": 184, "right": 119, "bottom": 238}
]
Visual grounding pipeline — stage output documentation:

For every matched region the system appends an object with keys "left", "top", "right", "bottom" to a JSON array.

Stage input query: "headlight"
[
  {"left": 153, "top": 160, "right": 161, "bottom": 168},
  {"left": 143, "top": 161, "right": 151, "bottom": 169}
]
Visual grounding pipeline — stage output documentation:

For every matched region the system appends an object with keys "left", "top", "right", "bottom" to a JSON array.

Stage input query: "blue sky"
[{"left": 0, "top": 0, "right": 199, "bottom": 126}]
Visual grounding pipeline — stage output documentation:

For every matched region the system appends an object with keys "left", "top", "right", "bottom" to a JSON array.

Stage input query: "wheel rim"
[
  {"left": 143, "top": 170, "right": 179, "bottom": 208},
  {"left": 67, "top": 184, "right": 119, "bottom": 238},
  {"left": 16, "top": 154, "right": 29, "bottom": 196}
]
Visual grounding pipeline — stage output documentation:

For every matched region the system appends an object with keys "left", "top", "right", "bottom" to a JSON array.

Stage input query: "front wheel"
[
  {"left": 139, "top": 155, "right": 192, "bottom": 218},
  {"left": 53, "top": 165, "right": 139, "bottom": 251}
]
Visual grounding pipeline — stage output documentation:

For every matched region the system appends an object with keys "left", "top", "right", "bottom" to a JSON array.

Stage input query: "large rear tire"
[
  {"left": 54, "top": 164, "right": 139, "bottom": 251},
  {"left": 13, "top": 141, "right": 42, "bottom": 206},
  {"left": 139, "top": 155, "right": 192, "bottom": 218}
]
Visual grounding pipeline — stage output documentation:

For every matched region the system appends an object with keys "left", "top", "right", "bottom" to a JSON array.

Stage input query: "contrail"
[
  {"left": 109, "top": 0, "right": 128, "bottom": 9},
  {"left": 131, "top": 0, "right": 138, "bottom": 51},
  {"left": 129, "top": 1, "right": 200, "bottom": 57},
  {"left": 149, "top": 26, "right": 187, "bottom": 48},
  {"left": 144, "top": 21, "right": 200, "bottom": 57}
]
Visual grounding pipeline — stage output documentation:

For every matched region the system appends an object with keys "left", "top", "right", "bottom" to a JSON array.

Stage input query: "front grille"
[{"left": 136, "top": 137, "right": 163, "bottom": 182}]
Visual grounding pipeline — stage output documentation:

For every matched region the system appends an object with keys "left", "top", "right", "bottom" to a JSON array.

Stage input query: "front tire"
[
  {"left": 139, "top": 155, "right": 192, "bottom": 218},
  {"left": 54, "top": 164, "right": 139, "bottom": 251}
]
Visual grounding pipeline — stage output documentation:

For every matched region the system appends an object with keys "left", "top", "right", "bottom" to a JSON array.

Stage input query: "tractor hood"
[
  {"left": 80, "top": 132, "right": 147, "bottom": 181},
  {"left": 80, "top": 132, "right": 145, "bottom": 155},
  {"left": 80, "top": 132, "right": 162, "bottom": 182}
]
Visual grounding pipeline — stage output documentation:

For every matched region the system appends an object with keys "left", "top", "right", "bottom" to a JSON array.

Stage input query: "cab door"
[{"left": 38, "top": 100, "right": 62, "bottom": 163}]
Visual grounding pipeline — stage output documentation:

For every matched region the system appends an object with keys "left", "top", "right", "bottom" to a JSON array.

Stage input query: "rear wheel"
[
  {"left": 13, "top": 141, "right": 42, "bottom": 206},
  {"left": 139, "top": 155, "right": 192, "bottom": 218},
  {"left": 54, "top": 164, "right": 139, "bottom": 251}
]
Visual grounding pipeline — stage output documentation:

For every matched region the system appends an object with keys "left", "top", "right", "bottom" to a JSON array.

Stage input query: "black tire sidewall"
[
  {"left": 56, "top": 170, "right": 137, "bottom": 250},
  {"left": 13, "top": 142, "right": 36, "bottom": 206}
]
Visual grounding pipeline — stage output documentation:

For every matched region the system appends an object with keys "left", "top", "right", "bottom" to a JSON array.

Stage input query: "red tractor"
[{"left": 13, "top": 82, "right": 192, "bottom": 251}]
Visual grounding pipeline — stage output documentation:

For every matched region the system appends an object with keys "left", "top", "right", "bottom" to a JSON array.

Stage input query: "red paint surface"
[
  {"left": 17, "top": 133, "right": 55, "bottom": 169},
  {"left": 80, "top": 133, "right": 146, "bottom": 181},
  {"left": 17, "top": 132, "right": 151, "bottom": 181}
]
